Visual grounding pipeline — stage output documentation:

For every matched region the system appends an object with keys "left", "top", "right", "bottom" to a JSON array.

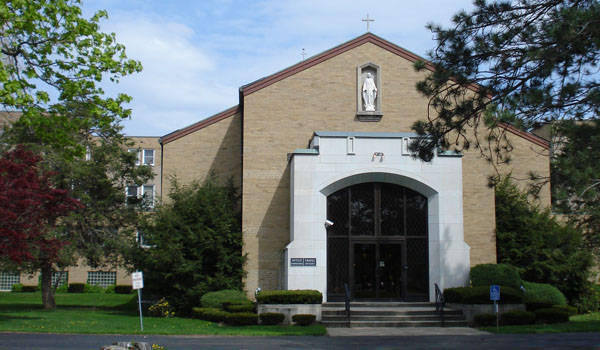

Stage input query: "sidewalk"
[{"left": 326, "top": 326, "right": 489, "bottom": 336}]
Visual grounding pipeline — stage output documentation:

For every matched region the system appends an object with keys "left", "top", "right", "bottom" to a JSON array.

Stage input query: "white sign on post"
[{"left": 132, "top": 271, "right": 144, "bottom": 290}]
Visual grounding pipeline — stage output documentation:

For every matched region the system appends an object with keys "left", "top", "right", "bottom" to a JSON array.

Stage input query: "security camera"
[{"left": 324, "top": 219, "right": 334, "bottom": 228}]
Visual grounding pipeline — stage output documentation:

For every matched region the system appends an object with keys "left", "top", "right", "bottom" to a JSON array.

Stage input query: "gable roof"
[
  {"left": 160, "top": 105, "right": 239, "bottom": 145},
  {"left": 240, "top": 32, "right": 436, "bottom": 96}
]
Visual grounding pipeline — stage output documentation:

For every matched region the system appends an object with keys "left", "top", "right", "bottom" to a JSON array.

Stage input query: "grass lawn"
[
  {"left": 0, "top": 292, "right": 326, "bottom": 336},
  {"left": 480, "top": 312, "right": 600, "bottom": 334}
]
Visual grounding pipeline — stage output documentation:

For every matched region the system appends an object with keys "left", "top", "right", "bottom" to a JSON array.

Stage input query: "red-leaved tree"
[{"left": 0, "top": 146, "right": 80, "bottom": 308}]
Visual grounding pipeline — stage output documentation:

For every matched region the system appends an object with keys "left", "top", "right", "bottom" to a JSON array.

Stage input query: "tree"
[
  {"left": 128, "top": 176, "right": 245, "bottom": 315},
  {"left": 495, "top": 177, "right": 593, "bottom": 302},
  {"left": 0, "top": 0, "right": 148, "bottom": 309},
  {"left": 551, "top": 120, "right": 600, "bottom": 250},
  {"left": 412, "top": 0, "right": 599, "bottom": 162},
  {"left": 0, "top": 146, "right": 80, "bottom": 308}
]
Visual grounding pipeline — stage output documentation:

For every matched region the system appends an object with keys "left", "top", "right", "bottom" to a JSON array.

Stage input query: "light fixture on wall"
[
  {"left": 324, "top": 219, "right": 334, "bottom": 228},
  {"left": 372, "top": 152, "right": 384, "bottom": 162}
]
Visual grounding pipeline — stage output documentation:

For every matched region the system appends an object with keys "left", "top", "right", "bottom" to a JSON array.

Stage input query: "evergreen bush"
[
  {"left": 292, "top": 314, "right": 316, "bottom": 326},
  {"left": 225, "top": 312, "right": 258, "bottom": 326},
  {"left": 495, "top": 177, "right": 593, "bottom": 302},
  {"left": 127, "top": 176, "right": 245, "bottom": 315},
  {"left": 571, "top": 284, "right": 600, "bottom": 314},
  {"left": 443, "top": 286, "right": 523, "bottom": 304},
  {"left": 473, "top": 313, "right": 496, "bottom": 327},
  {"left": 470, "top": 264, "right": 522, "bottom": 289},
  {"left": 201, "top": 290, "right": 248, "bottom": 310},
  {"left": 534, "top": 308, "right": 569, "bottom": 324},
  {"left": 11, "top": 283, "right": 23, "bottom": 292},
  {"left": 552, "top": 305, "right": 578, "bottom": 316},
  {"left": 522, "top": 281, "right": 567, "bottom": 306},
  {"left": 226, "top": 304, "right": 255, "bottom": 313},
  {"left": 525, "top": 301, "right": 553, "bottom": 312},
  {"left": 500, "top": 310, "right": 536, "bottom": 325},
  {"left": 256, "top": 290, "right": 323, "bottom": 304},
  {"left": 67, "top": 283, "right": 85, "bottom": 293},
  {"left": 259, "top": 312, "right": 285, "bottom": 325}
]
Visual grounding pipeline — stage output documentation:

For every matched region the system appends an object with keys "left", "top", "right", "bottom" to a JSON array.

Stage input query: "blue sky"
[{"left": 81, "top": 0, "right": 474, "bottom": 136}]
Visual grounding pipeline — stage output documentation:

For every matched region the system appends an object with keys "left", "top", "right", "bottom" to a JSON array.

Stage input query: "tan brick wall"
[
  {"left": 241, "top": 42, "right": 550, "bottom": 294},
  {"left": 161, "top": 112, "right": 242, "bottom": 201},
  {"left": 129, "top": 137, "right": 162, "bottom": 202}
]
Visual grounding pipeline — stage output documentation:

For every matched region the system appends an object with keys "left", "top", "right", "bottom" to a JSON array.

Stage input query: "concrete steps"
[{"left": 322, "top": 302, "right": 468, "bottom": 328}]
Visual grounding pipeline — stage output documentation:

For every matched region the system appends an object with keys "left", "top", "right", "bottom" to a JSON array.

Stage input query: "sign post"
[
  {"left": 132, "top": 271, "right": 144, "bottom": 332},
  {"left": 490, "top": 285, "right": 500, "bottom": 330}
]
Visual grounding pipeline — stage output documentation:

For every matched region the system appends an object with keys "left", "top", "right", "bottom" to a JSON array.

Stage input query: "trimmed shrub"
[
  {"left": 256, "top": 290, "right": 323, "bottom": 304},
  {"left": 526, "top": 301, "right": 553, "bottom": 312},
  {"left": 56, "top": 284, "right": 68, "bottom": 293},
  {"left": 201, "top": 290, "right": 248, "bottom": 310},
  {"left": 21, "top": 285, "right": 39, "bottom": 292},
  {"left": 259, "top": 312, "right": 285, "bottom": 325},
  {"left": 68, "top": 283, "right": 85, "bottom": 293},
  {"left": 522, "top": 281, "right": 566, "bottom": 306},
  {"left": 115, "top": 285, "right": 133, "bottom": 294},
  {"left": 470, "top": 264, "right": 522, "bottom": 289},
  {"left": 84, "top": 284, "right": 106, "bottom": 293},
  {"left": 292, "top": 314, "right": 316, "bottom": 326},
  {"left": 225, "top": 312, "right": 258, "bottom": 326},
  {"left": 500, "top": 310, "right": 536, "bottom": 325},
  {"left": 11, "top": 284, "right": 23, "bottom": 292},
  {"left": 473, "top": 313, "right": 497, "bottom": 327},
  {"left": 226, "top": 304, "right": 255, "bottom": 313},
  {"left": 192, "top": 307, "right": 229, "bottom": 323},
  {"left": 443, "top": 286, "right": 523, "bottom": 304},
  {"left": 552, "top": 305, "right": 578, "bottom": 317},
  {"left": 534, "top": 308, "right": 569, "bottom": 324}
]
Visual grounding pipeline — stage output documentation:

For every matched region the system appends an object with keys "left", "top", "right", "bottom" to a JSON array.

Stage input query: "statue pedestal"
[{"left": 356, "top": 111, "right": 383, "bottom": 122}]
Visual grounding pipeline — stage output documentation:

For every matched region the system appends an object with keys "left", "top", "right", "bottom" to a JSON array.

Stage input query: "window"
[
  {"left": 142, "top": 185, "right": 155, "bottom": 208},
  {"left": 0, "top": 272, "right": 20, "bottom": 291},
  {"left": 127, "top": 185, "right": 139, "bottom": 205},
  {"left": 143, "top": 149, "right": 154, "bottom": 165},
  {"left": 137, "top": 231, "right": 152, "bottom": 248},
  {"left": 38, "top": 271, "right": 69, "bottom": 287},
  {"left": 128, "top": 148, "right": 141, "bottom": 165},
  {"left": 87, "top": 271, "right": 116, "bottom": 288}
]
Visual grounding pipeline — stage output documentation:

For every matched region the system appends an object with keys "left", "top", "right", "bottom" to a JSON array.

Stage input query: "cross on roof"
[
  {"left": 301, "top": 48, "right": 307, "bottom": 60},
  {"left": 362, "top": 14, "right": 374, "bottom": 32}
]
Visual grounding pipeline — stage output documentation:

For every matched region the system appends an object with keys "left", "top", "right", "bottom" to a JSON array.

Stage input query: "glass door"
[{"left": 352, "top": 241, "right": 405, "bottom": 300}]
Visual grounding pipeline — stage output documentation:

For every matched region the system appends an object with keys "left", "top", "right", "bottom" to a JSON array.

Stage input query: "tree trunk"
[{"left": 41, "top": 265, "right": 56, "bottom": 310}]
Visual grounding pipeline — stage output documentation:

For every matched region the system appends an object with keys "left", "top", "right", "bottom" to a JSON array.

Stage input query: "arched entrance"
[{"left": 326, "top": 182, "right": 429, "bottom": 301}]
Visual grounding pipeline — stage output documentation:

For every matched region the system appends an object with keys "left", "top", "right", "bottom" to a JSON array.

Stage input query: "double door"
[{"left": 352, "top": 241, "right": 406, "bottom": 300}]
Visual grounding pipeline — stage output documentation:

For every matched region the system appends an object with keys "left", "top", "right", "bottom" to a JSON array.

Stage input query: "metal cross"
[
  {"left": 301, "top": 48, "right": 307, "bottom": 60},
  {"left": 362, "top": 14, "right": 374, "bottom": 32}
]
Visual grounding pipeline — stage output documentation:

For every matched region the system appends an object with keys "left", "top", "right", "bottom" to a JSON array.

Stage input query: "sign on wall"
[{"left": 290, "top": 258, "right": 317, "bottom": 267}]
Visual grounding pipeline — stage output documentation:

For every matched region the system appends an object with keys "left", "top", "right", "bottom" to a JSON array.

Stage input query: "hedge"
[
  {"left": 256, "top": 290, "right": 322, "bottom": 304},
  {"left": 444, "top": 285, "right": 523, "bottom": 304},
  {"left": 470, "top": 264, "right": 522, "bottom": 289},
  {"left": 534, "top": 308, "right": 569, "bottom": 324},
  {"left": 115, "top": 285, "right": 133, "bottom": 294},
  {"left": 11, "top": 284, "right": 23, "bottom": 292},
  {"left": 21, "top": 285, "right": 39, "bottom": 292},
  {"left": 552, "top": 305, "right": 578, "bottom": 317},
  {"left": 225, "top": 312, "right": 258, "bottom": 326},
  {"left": 201, "top": 290, "right": 248, "bottom": 310},
  {"left": 259, "top": 312, "right": 285, "bottom": 325},
  {"left": 292, "top": 314, "right": 316, "bottom": 326},
  {"left": 526, "top": 301, "right": 554, "bottom": 312},
  {"left": 191, "top": 307, "right": 229, "bottom": 323},
  {"left": 226, "top": 304, "right": 255, "bottom": 313},
  {"left": 67, "top": 283, "right": 85, "bottom": 293},
  {"left": 500, "top": 310, "right": 536, "bottom": 326},
  {"left": 522, "top": 281, "right": 566, "bottom": 306},
  {"left": 473, "top": 313, "right": 497, "bottom": 327}
]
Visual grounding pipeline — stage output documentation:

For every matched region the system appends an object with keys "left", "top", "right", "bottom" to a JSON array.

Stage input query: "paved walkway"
[{"left": 326, "top": 326, "right": 488, "bottom": 336}]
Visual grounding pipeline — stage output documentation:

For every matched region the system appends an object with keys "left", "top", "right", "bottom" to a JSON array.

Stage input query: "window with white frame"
[
  {"left": 126, "top": 185, "right": 155, "bottom": 208},
  {"left": 0, "top": 272, "right": 20, "bottom": 291},
  {"left": 136, "top": 230, "right": 152, "bottom": 248},
  {"left": 87, "top": 271, "right": 116, "bottom": 288},
  {"left": 143, "top": 149, "right": 154, "bottom": 166},
  {"left": 128, "top": 148, "right": 141, "bottom": 165},
  {"left": 126, "top": 185, "right": 139, "bottom": 205},
  {"left": 52, "top": 271, "right": 68, "bottom": 287}
]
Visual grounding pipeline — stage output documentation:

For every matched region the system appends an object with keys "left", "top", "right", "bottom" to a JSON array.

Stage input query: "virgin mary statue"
[{"left": 362, "top": 73, "right": 377, "bottom": 111}]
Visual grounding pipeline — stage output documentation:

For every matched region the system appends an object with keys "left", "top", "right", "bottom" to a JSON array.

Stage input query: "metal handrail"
[
  {"left": 435, "top": 283, "right": 445, "bottom": 326},
  {"left": 343, "top": 283, "right": 351, "bottom": 327}
]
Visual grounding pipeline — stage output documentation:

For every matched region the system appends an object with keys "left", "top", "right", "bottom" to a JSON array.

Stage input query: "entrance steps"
[{"left": 321, "top": 302, "right": 467, "bottom": 328}]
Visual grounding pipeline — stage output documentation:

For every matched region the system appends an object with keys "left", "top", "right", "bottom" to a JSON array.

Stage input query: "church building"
[{"left": 158, "top": 33, "right": 550, "bottom": 302}]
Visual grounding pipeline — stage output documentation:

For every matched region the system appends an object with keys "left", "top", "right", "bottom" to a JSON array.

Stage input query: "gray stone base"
[
  {"left": 355, "top": 112, "right": 383, "bottom": 122},
  {"left": 257, "top": 304, "right": 321, "bottom": 324}
]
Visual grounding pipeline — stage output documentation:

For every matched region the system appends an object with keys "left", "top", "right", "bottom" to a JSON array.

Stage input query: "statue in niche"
[{"left": 362, "top": 72, "right": 377, "bottom": 111}]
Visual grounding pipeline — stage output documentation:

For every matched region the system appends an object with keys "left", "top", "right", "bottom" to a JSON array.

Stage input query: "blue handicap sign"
[{"left": 490, "top": 285, "right": 501, "bottom": 301}]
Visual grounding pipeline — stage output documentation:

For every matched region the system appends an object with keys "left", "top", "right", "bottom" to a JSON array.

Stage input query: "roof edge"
[
  {"left": 500, "top": 123, "right": 550, "bottom": 149},
  {"left": 161, "top": 105, "right": 239, "bottom": 144}
]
